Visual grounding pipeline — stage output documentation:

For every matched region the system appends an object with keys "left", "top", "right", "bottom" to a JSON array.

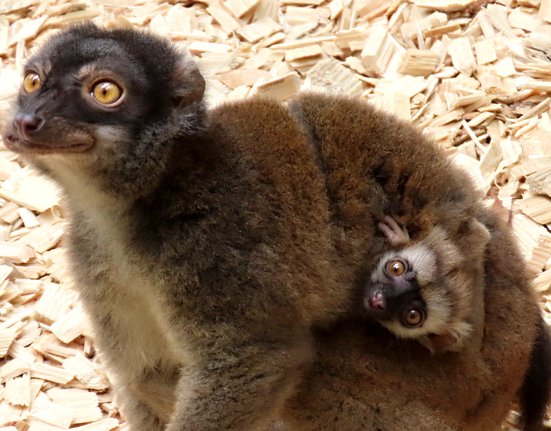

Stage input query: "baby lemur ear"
[
  {"left": 171, "top": 57, "right": 205, "bottom": 107},
  {"left": 461, "top": 218, "right": 491, "bottom": 253}
]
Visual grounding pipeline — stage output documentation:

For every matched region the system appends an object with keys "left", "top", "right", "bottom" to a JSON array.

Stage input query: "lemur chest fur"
[{"left": 66, "top": 182, "right": 186, "bottom": 377}]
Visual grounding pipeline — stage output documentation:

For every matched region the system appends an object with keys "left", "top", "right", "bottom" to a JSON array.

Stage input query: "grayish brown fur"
[{"left": 2, "top": 24, "right": 547, "bottom": 431}]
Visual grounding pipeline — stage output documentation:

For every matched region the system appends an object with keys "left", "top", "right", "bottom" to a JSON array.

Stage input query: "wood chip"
[
  {"left": 254, "top": 72, "right": 301, "bottom": 100},
  {"left": 284, "top": 44, "right": 323, "bottom": 62},
  {"left": 63, "top": 354, "right": 107, "bottom": 390},
  {"left": 540, "top": 0, "right": 551, "bottom": 23},
  {"left": 519, "top": 196, "right": 551, "bottom": 225},
  {"left": 5, "top": 372, "right": 31, "bottom": 406},
  {"left": 474, "top": 39, "right": 497, "bottom": 65},
  {"left": 0, "top": 358, "right": 31, "bottom": 382},
  {"left": 361, "top": 27, "right": 396, "bottom": 74},
  {"left": 399, "top": 49, "right": 439, "bottom": 77},
  {"left": 224, "top": 0, "right": 259, "bottom": 18},
  {"left": 236, "top": 17, "right": 281, "bottom": 43},
  {"left": 411, "top": 0, "right": 475, "bottom": 12},
  {"left": 206, "top": 2, "right": 241, "bottom": 34},
  {"left": 29, "top": 392, "right": 73, "bottom": 429},
  {"left": 47, "top": 388, "right": 102, "bottom": 424},
  {"left": 51, "top": 307, "right": 86, "bottom": 344},
  {"left": 448, "top": 37, "right": 476, "bottom": 76},
  {"left": 31, "top": 362, "right": 74, "bottom": 385}
]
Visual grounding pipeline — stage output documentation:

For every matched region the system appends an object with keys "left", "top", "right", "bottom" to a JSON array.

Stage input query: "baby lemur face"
[
  {"left": 2, "top": 24, "right": 205, "bottom": 194},
  {"left": 365, "top": 237, "right": 450, "bottom": 340},
  {"left": 364, "top": 216, "right": 487, "bottom": 354}
]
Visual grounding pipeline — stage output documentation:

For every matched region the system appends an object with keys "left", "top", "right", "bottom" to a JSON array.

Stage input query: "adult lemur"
[{"left": 3, "top": 24, "right": 549, "bottom": 431}]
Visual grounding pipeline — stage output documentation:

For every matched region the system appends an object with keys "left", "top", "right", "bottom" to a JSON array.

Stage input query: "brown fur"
[
  {"left": 282, "top": 209, "right": 540, "bottom": 431},
  {"left": 364, "top": 216, "right": 490, "bottom": 353},
  {"left": 2, "top": 25, "right": 543, "bottom": 430}
]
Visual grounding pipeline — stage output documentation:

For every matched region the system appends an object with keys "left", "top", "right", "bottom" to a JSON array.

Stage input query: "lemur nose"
[
  {"left": 369, "top": 291, "right": 386, "bottom": 310},
  {"left": 14, "top": 113, "right": 44, "bottom": 136}
]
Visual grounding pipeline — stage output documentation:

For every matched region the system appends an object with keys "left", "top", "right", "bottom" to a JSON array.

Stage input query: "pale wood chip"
[
  {"left": 534, "top": 269, "right": 551, "bottom": 293},
  {"left": 0, "top": 202, "right": 21, "bottom": 224},
  {"left": 272, "top": 35, "right": 335, "bottom": 50},
  {"left": 448, "top": 37, "right": 476, "bottom": 76},
  {"left": 519, "top": 196, "right": 551, "bottom": 225},
  {"left": 0, "top": 401, "right": 28, "bottom": 426},
  {"left": 527, "top": 167, "right": 551, "bottom": 198},
  {"left": 308, "top": 58, "right": 363, "bottom": 96},
  {"left": 224, "top": 0, "right": 259, "bottom": 18},
  {"left": 10, "top": 17, "right": 46, "bottom": 46},
  {"left": 29, "top": 392, "right": 73, "bottom": 429},
  {"left": 399, "top": 49, "right": 438, "bottom": 77},
  {"left": 474, "top": 39, "right": 497, "bottom": 66},
  {"left": 47, "top": 387, "right": 102, "bottom": 424},
  {"left": 411, "top": 0, "right": 475, "bottom": 12},
  {"left": 51, "top": 307, "right": 85, "bottom": 344},
  {"left": 34, "top": 283, "right": 72, "bottom": 325},
  {"left": 16, "top": 223, "right": 64, "bottom": 254},
  {"left": 30, "top": 362, "right": 74, "bottom": 385},
  {"left": 285, "top": 44, "right": 323, "bottom": 62},
  {"left": 63, "top": 354, "right": 108, "bottom": 391},
  {"left": 0, "top": 242, "right": 34, "bottom": 264},
  {"left": 509, "top": 7, "right": 543, "bottom": 32},
  {"left": 361, "top": 27, "right": 396, "bottom": 74},
  {"left": 70, "top": 418, "right": 120, "bottom": 431},
  {"left": 0, "top": 0, "right": 36, "bottom": 14},
  {"left": 513, "top": 213, "right": 551, "bottom": 274},
  {"left": 188, "top": 41, "right": 232, "bottom": 54},
  {"left": 218, "top": 69, "right": 271, "bottom": 89},
  {"left": 253, "top": 72, "right": 301, "bottom": 100},
  {"left": 17, "top": 208, "right": 39, "bottom": 229},
  {"left": 5, "top": 372, "right": 31, "bottom": 406},
  {"left": 236, "top": 17, "right": 281, "bottom": 43},
  {"left": 540, "top": 0, "right": 551, "bottom": 23},
  {"left": 0, "top": 328, "right": 16, "bottom": 359},
  {"left": 0, "top": 174, "right": 60, "bottom": 213},
  {"left": 206, "top": 2, "right": 242, "bottom": 34},
  {"left": 0, "top": 358, "right": 32, "bottom": 382}
]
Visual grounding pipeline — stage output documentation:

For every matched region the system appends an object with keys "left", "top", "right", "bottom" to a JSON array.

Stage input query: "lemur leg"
[{"left": 166, "top": 328, "right": 313, "bottom": 431}]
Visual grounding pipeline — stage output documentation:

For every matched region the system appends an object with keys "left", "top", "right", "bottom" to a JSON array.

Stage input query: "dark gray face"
[
  {"left": 364, "top": 256, "right": 427, "bottom": 330},
  {"left": 2, "top": 23, "right": 205, "bottom": 197},
  {"left": 2, "top": 23, "right": 191, "bottom": 155}
]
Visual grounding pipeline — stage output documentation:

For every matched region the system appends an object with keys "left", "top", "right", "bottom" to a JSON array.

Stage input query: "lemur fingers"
[{"left": 378, "top": 215, "right": 410, "bottom": 246}]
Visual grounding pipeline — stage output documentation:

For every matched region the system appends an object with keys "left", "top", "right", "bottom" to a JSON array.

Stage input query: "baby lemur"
[
  {"left": 2, "top": 24, "right": 549, "bottom": 431},
  {"left": 364, "top": 215, "right": 490, "bottom": 354}
]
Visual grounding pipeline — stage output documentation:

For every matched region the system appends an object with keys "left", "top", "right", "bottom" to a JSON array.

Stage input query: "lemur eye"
[
  {"left": 401, "top": 308, "right": 426, "bottom": 328},
  {"left": 23, "top": 72, "right": 41, "bottom": 93},
  {"left": 385, "top": 258, "right": 408, "bottom": 277},
  {"left": 91, "top": 80, "right": 123, "bottom": 106}
]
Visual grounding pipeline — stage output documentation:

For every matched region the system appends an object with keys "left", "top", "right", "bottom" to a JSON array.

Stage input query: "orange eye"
[
  {"left": 23, "top": 72, "right": 41, "bottom": 93},
  {"left": 91, "top": 80, "right": 123, "bottom": 105},
  {"left": 385, "top": 258, "right": 408, "bottom": 277},
  {"left": 401, "top": 308, "right": 425, "bottom": 328}
]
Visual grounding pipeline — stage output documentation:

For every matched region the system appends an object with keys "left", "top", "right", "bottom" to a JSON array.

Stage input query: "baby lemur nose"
[
  {"left": 369, "top": 291, "right": 386, "bottom": 310},
  {"left": 14, "top": 113, "right": 44, "bottom": 136}
]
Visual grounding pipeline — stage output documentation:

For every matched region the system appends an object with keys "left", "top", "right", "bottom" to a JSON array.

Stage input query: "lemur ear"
[
  {"left": 466, "top": 218, "right": 491, "bottom": 251},
  {"left": 171, "top": 57, "right": 205, "bottom": 107}
]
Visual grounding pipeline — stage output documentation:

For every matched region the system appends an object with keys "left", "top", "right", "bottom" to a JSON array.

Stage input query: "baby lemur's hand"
[{"left": 378, "top": 215, "right": 409, "bottom": 246}]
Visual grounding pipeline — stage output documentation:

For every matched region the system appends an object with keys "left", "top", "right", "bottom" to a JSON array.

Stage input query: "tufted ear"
[
  {"left": 171, "top": 57, "right": 206, "bottom": 107},
  {"left": 465, "top": 218, "right": 491, "bottom": 253}
]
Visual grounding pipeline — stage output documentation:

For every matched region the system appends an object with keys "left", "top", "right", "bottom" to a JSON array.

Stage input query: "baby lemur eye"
[
  {"left": 91, "top": 80, "right": 123, "bottom": 106},
  {"left": 23, "top": 72, "right": 41, "bottom": 93},
  {"left": 384, "top": 258, "right": 408, "bottom": 277},
  {"left": 401, "top": 308, "right": 425, "bottom": 328}
]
